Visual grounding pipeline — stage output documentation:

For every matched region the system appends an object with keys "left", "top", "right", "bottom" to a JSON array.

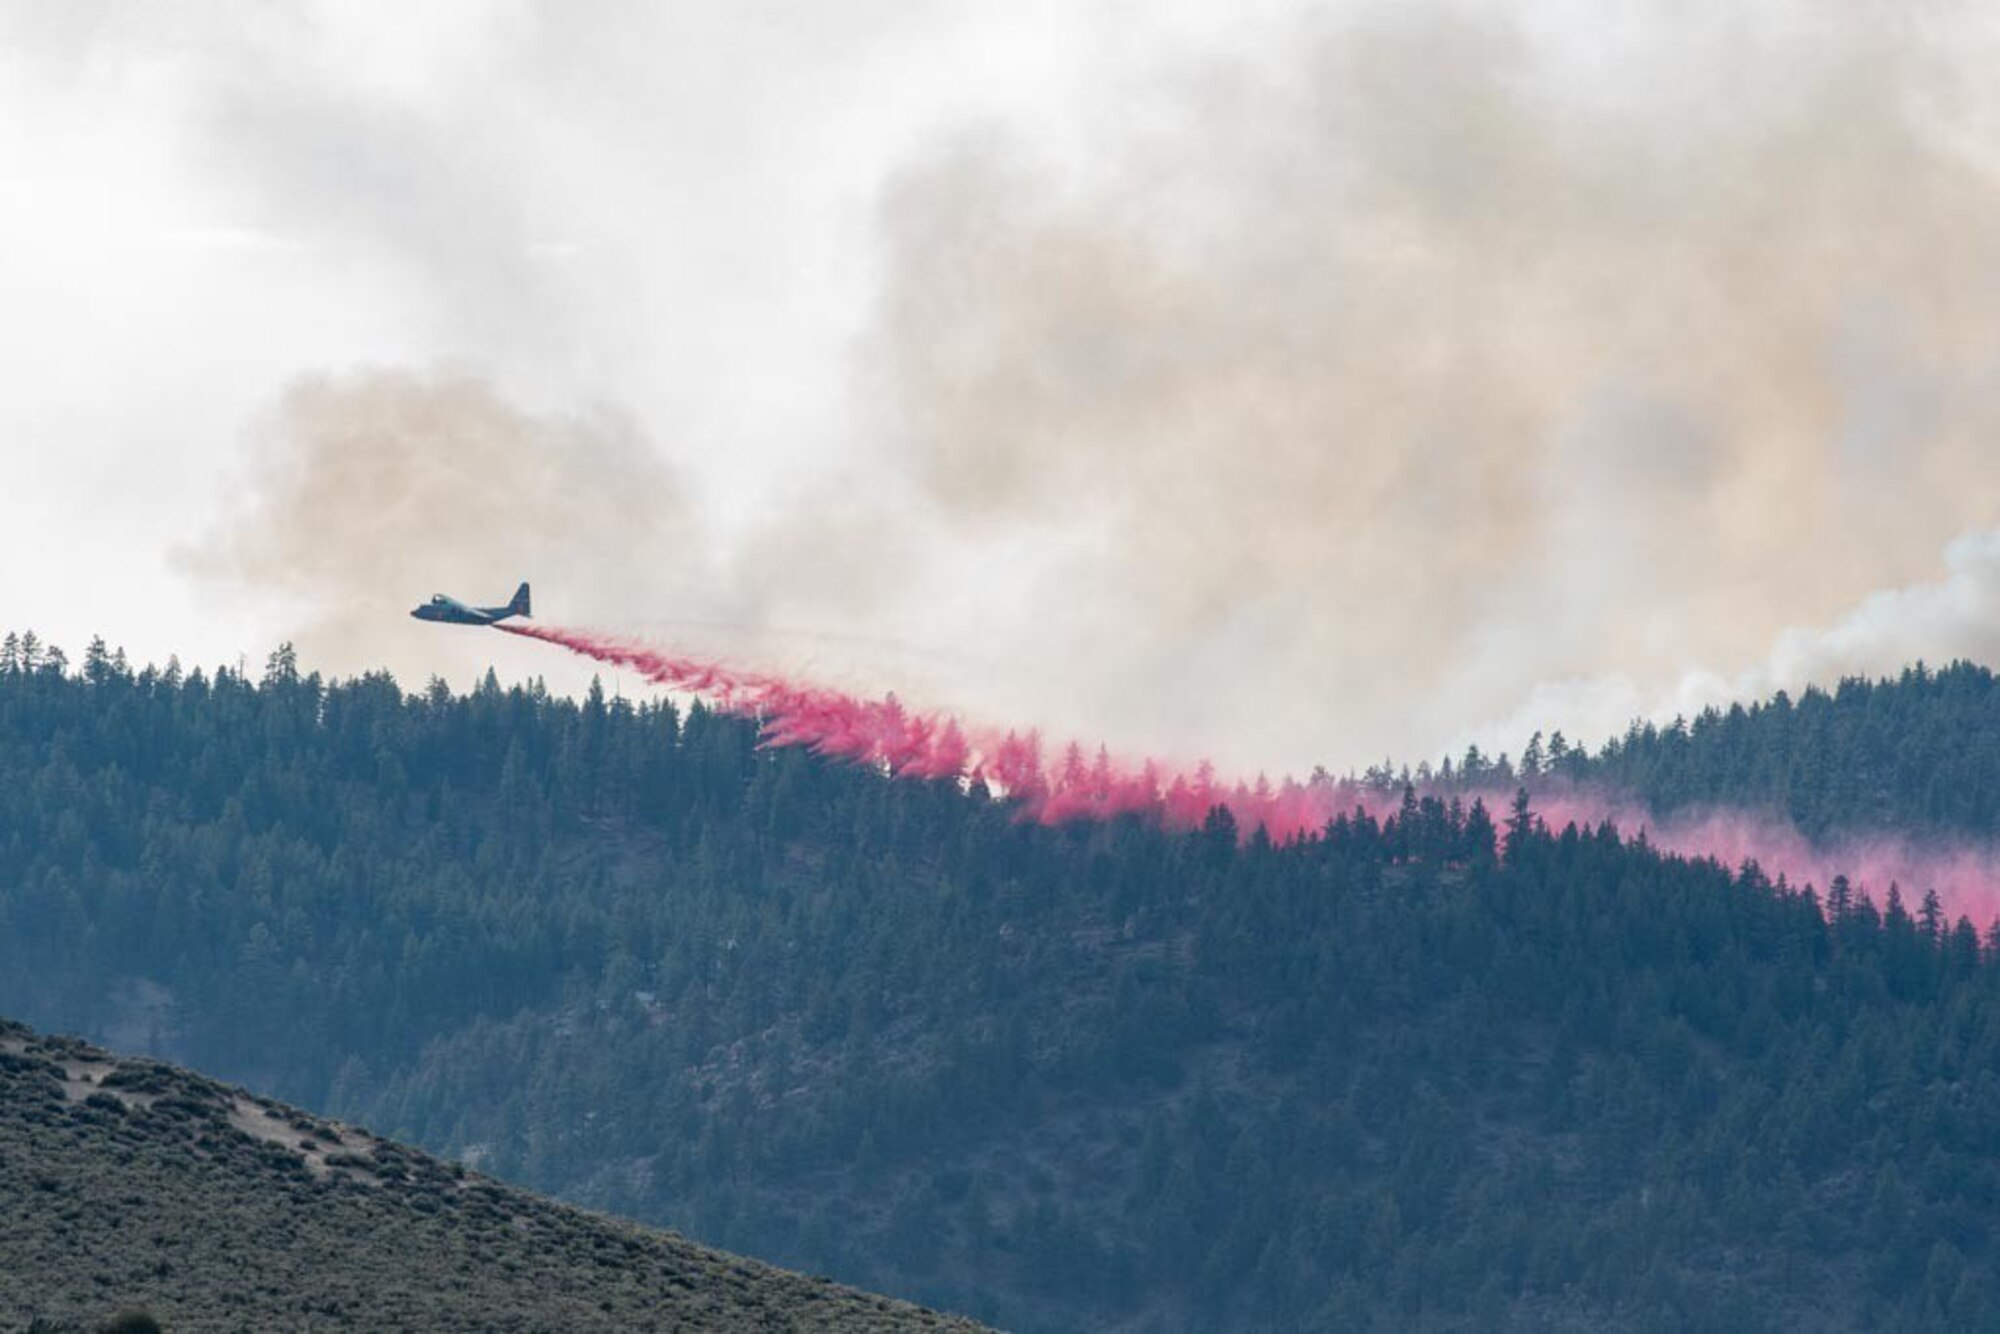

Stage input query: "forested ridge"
[
  {"left": 5, "top": 633, "right": 2000, "bottom": 1329},
  {"left": 1424, "top": 661, "right": 2000, "bottom": 841}
]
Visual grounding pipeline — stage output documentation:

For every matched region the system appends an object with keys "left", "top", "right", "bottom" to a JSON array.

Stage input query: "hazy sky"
[{"left": 8, "top": 0, "right": 2000, "bottom": 775}]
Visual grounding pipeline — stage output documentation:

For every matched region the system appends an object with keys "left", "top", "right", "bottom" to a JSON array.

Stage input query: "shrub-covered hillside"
[
  {"left": 4, "top": 636, "right": 2000, "bottom": 1328},
  {"left": 0, "top": 1017, "right": 979, "bottom": 1331}
]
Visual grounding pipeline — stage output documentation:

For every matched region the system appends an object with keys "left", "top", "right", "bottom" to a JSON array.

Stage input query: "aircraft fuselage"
[{"left": 410, "top": 582, "right": 531, "bottom": 626}]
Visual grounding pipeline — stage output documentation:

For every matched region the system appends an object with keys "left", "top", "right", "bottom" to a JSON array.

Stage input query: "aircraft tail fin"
[{"left": 507, "top": 582, "right": 531, "bottom": 618}]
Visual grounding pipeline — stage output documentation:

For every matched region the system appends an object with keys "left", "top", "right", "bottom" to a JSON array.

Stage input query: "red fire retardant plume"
[
  {"left": 500, "top": 622, "right": 1327, "bottom": 830},
  {"left": 501, "top": 623, "right": 2000, "bottom": 924}
]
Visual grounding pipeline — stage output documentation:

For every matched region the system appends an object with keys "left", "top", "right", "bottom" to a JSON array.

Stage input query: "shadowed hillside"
[{"left": 0, "top": 1017, "right": 981, "bottom": 1332}]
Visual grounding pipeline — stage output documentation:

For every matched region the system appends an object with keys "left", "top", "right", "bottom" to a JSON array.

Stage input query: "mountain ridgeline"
[{"left": 4, "top": 635, "right": 2000, "bottom": 1328}]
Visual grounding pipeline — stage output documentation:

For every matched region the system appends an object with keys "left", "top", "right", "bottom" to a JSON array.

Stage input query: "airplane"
[{"left": 410, "top": 582, "right": 531, "bottom": 627}]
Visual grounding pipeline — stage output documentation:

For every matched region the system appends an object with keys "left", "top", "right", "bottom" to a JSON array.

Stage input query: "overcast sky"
[{"left": 7, "top": 0, "right": 2000, "bottom": 775}]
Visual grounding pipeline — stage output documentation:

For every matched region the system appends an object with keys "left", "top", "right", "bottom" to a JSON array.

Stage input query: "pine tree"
[
  {"left": 1521, "top": 732, "right": 1545, "bottom": 781},
  {"left": 262, "top": 642, "right": 299, "bottom": 687},
  {"left": 1919, "top": 889, "right": 1944, "bottom": 943},
  {"left": 1504, "top": 788, "right": 1536, "bottom": 858}
]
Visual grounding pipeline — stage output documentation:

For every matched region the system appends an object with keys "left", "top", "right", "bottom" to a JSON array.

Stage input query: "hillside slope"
[{"left": 0, "top": 1017, "right": 980, "bottom": 1332}]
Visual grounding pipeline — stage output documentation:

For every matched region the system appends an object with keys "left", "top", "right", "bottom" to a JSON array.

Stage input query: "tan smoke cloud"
[
  {"left": 826, "top": 4, "right": 2000, "bottom": 769},
  {"left": 181, "top": 366, "right": 718, "bottom": 691},
  {"left": 185, "top": 367, "right": 969, "bottom": 703}
]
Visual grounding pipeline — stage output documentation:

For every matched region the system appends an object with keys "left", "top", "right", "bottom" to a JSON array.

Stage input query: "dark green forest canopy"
[{"left": 4, "top": 637, "right": 2000, "bottom": 1329}]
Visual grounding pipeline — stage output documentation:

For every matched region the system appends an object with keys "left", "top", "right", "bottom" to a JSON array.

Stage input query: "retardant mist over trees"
[{"left": 6, "top": 635, "right": 2000, "bottom": 1328}]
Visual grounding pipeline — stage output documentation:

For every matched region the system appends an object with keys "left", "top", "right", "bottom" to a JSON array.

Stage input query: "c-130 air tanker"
[{"left": 410, "top": 582, "right": 530, "bottom": 627}]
